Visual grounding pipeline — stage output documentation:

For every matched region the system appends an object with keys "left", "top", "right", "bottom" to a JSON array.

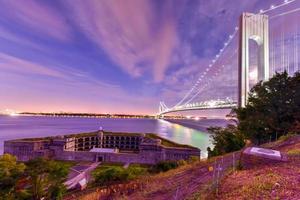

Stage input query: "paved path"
[{"left": 64, "top": 162, "right": 100, "bottom": 190}]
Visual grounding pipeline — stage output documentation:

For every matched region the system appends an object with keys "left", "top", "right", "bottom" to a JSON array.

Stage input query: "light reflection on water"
[
  {"left": 0, "top": 116, "right": 214, "bottom": 158},
  {"left": 155, "top": 119, "right": 213, "bottom": 158}
]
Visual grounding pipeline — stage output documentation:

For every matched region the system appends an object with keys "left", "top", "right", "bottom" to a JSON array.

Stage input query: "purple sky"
[{"left": 0, "top": 0, "right": 299, "bottom": 115}]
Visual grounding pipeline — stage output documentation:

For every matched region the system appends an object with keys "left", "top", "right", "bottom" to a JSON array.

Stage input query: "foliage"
[
  {"left": 187, "top": 156, "right": 200, "bottom": 163},
  {"left": 47, "top": 161, "right": 69, "bottom": 199},
  {"left": 235, "top": 71, "right": 300, "bottom": 144},
  {"left": 150, "top": 161, "right": 179, "bottom": 173},
  {"left": 92, "top": 165, "right": 147, "bottom": 186},
  {"left": 207, "top": 125, "right": 245, "bottom": 158},
  {"left": 25, "top": 157, "right": 69, "bottom": 200},
  {"left": 208, "top": 72, "right": 300, "bottom": 157},
  {"left": 0, "top": 154, "right": 26, "bottom": 200}
]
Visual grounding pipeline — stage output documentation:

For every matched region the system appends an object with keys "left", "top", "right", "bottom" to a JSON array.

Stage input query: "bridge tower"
[{"left": 238, "top": 13, "right": 269, "bottom": 107}]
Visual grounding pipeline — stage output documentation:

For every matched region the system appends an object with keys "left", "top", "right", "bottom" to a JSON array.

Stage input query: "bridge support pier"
[{"left": 238, "top": 13, "right": 269, "bottom": 107}]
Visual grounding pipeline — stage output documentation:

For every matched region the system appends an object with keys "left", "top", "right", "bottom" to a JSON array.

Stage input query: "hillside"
[
  {"left": 62, "top": 135, "right": 300, "bottom": 200},
  {"left": 120, "top": 135, "right": 300, "bottom": 200},
  {"left": 216, "top": 135, "right": 300, "bottom": 200}
]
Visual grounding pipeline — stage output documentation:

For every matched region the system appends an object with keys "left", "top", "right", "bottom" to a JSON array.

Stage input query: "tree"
[
  {"left": 26, "top": 157, "right": 50, "bottom": 199},
  {"left": 235, "top": 71, "right": 300, "bottom": 144},
  {"left": 208, "top": 71, "right": 300, "bottom": 157},
  {"left": 47, "top": 161, "right": 69, "bottom": 200},
  {"left": 207, "top": 125, "right": 245, "bottom": 158},
  {"left": 0, "top": 154, "right": 26, "bottom": 200},
  {"left": 25, "top": 158, "right": 69, "bottom": 200}
]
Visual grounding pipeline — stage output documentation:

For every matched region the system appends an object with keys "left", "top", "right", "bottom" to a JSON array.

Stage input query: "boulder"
[{"left": 240, "top": 147, "right": 288, "bottom": 169}]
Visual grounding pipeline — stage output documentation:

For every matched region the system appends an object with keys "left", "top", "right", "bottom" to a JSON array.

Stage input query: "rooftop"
[{"left": 89, "top": 148, "right": 118, "bottom": 153}]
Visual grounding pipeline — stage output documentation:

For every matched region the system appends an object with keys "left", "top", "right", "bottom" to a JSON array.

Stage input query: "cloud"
[
  {"left": 0, "top": 52, "right": 159, "bottom": 114},
  {"left": 0, "top": 0, "right": 71, "bottom": 41},
  {"left": 64, "top": 0, "right": 177, "bottom": 82},
  {"left": 0, "top": 53, "right": 66, "bottom": 78}
]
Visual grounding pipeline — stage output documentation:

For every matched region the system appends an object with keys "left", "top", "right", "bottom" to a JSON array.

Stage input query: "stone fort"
[{"left": 4, "top": 130, "right": 200, "bottom": 164}]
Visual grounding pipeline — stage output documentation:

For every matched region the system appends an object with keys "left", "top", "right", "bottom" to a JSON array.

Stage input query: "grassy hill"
[{"left": 121, "top": 135, "right": 300, "bottom": 200}]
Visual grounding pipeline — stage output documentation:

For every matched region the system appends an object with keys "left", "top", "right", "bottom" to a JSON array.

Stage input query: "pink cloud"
[
  {"left": 65, "top": 0, "right": 177, "bottom": 82},
  {"left": 1, "top": 0, "right": 71, "bottom": 41},
  {"left": 0, "top": 53, "right": 66, "bottom": 78},
  {"left": 0, "top": 53, "right": 159, "bottom": 114}
]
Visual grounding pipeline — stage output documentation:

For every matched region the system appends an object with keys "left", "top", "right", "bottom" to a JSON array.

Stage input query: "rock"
[{"left": 240, "top": 147, "right": 288, "bottom": 169}]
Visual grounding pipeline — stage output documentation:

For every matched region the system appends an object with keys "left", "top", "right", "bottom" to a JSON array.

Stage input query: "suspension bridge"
[{"left": 158, "top": 0, "right": 300, "bottom": 116}]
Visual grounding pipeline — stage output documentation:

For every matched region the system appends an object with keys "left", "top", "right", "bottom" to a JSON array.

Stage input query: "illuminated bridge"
[
  {"left": 159, "top": 99, "right": 237, "bottom": 115},
  {"left": 158, "top": 0, "right": 300, "bottom": 116}
]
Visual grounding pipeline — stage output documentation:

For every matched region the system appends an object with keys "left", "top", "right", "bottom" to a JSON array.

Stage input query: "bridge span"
[{"left": 158, "top": 99, "right": 237, "bottom": 115}]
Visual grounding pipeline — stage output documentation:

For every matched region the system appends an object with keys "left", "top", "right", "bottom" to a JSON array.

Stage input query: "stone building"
[{"left": 4, "top": 130, "right": 200, "bottom": 164}]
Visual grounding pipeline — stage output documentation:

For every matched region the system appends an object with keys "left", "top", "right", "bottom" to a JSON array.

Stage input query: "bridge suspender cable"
[{"left": 161, "top": 0, "right": 300, "bottom": 114}]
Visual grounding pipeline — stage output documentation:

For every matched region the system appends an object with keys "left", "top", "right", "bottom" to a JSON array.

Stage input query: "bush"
[
  {"left": 0, "top": 154, "right": 25, "bottom": 200},
  {"left": 177, "top": 159, "right": 187, "bottom": 166},
  {"left": 188, "top": 156, "right": 199, "bottom": 163},
  {"left": 92, "top": 165, "right": 147, "bottom": 186},
  {"left": 93, "top": 166, "right": 128, "bottom": 186},
  {"left": 150, "top": 161, "right": 179, "bottom": 173}
]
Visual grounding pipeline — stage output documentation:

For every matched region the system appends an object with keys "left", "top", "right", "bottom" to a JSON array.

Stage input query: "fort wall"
[{"left": 4, "top": 131, "right": 200, "bottom": 164}]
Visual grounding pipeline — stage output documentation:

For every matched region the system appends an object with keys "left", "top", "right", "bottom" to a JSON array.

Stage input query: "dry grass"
[
  {"left": 287, "top": 149, "right": 300, "bottom": 156},
  {"left": 217, "top": 162, "right": 300, "bottom": 200},
  {"left": 117, "top": 135, "right": 300, "bottom": 200},
  {"left": 216, "top": 135, "right": 300, "bottom": 200}
]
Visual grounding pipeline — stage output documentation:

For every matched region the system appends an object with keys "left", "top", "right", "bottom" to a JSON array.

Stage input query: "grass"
[
  {"left": 217, "top": 170, "right": 282, "bottom": 200},
  {"left": 240, "top": 173, "right": 281, "bottom": 198},
  {"left": 53, "top": 160, "right": 77, "bottom": 168},
  {"left": 145, "top": 133, "right": 198, "bottom": 149},
  {"left": 261, "top": 133, "right": 297, "bottom": 148},
  {"left": 287, "top": 149, "right": 300, "bottom": 156}
]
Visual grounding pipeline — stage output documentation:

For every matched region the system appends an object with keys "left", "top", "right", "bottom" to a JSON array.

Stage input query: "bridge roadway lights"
[
  {"left": 238, "top": 13, "right": 270, "bottom": 107},
  {"left": 157, "top": 102, "right": 238, "bottom": 115}
]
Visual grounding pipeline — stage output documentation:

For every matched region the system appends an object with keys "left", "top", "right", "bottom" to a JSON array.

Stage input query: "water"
[{"left": 0, "top": 115, "right": 226, "bottom": 158}]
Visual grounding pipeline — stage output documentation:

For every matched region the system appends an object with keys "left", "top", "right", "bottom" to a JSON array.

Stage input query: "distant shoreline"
[{"left": 1, "top": 113, "right": 183, "bottom": 120}]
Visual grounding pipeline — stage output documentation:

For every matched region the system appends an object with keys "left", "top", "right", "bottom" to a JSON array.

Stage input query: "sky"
[{"left": 0, "top": 0, "right": 299, "bottom": 115}]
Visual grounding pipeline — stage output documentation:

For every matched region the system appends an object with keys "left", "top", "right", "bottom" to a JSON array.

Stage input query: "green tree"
[
  {"left": 235, "top": 71, "right": 300, "bottom": 144},
  {"left": 207, "top": 125, "right": 245, "bottom": 158},
  {"left": 47, "top": 161, "right": 69, "bottom": 200},
  {"left": 0, "top": 154, "right": 26, "bottom": 200},
  {"left": 26, "top": 157, "right": 50, "bottom": 199},
  {"left": 25, "top": 158, "right": 69, "bottom": 200},
  {"left": 208, "top": 72, "right": 300, "bottom": 157}
]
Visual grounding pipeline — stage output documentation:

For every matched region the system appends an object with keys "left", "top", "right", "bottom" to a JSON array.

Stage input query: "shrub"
[
  {"left": 93, "top": 165, "right": 147, "bottom": 186},
  {"left": 150, "top": 161, "right": 179, "bottom": 173},
  {"left": 177, "top": 159, "right": 187, "bottom": 166},
  {"left": 188, "top": 156, "right": 199, "bottom": 163}
]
